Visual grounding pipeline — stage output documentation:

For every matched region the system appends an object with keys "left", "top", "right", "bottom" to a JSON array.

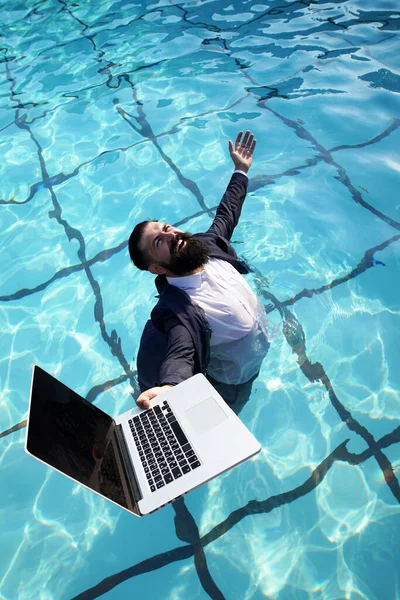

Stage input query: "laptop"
[{"left": 25, "top": 366, "right": 261, "bottom": 517}]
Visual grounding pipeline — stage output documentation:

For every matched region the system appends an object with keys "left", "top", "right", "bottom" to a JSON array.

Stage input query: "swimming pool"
[{"left": 1, "top": 0, "right": 399, "bottom": 597}]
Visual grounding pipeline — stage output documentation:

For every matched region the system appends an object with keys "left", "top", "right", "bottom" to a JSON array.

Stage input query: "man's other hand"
[
  {"left": 228, "top": 130, "right": 256, "bottom": 173},
  {"left": 136, "top": 385, "right": 174, "bottom": 410}
]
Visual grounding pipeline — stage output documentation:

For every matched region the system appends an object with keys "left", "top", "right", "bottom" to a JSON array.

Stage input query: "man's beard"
[{"left": 160, "top": 232, "right": 210, "bottom": 276}]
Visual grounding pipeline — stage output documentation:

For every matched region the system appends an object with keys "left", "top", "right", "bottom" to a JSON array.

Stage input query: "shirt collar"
[{"left": 166, "top": 270, "right": 203, "bottom": 290}]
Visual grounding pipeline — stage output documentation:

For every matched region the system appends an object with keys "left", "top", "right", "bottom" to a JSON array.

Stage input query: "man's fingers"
[
  {"left": 230, "top": 130, "right": 256, "bottom": 163},
  {"left": 136, "top": 398, "right": 150, "bottom": 409},
  {"left": 245, "top": 137, "right": 256, "bottom": 158},
  {"left": 241, "top": 130, "right": 250, "bottom": 149},
  {"left": 233, "top": 130, "right": 256, "bottom": 157},
  {"left": 246, "top": 134, "right": 254, "bottom": 150},
  {"left": 135, "top": 384, "right": 172, "bottom": 410},
  {"left": 136, "top": 394, "right": 152, "bottom": 409},
  {"left": 235, "top": 130, "right": 243, "bottom": 150}
]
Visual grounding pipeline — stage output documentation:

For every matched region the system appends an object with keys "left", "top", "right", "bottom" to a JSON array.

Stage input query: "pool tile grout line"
[
  {"left": 173, "top": 498, "right": 227, "bottom": 600},
  {"left": 70, "top": 430, "right": 400, "bottom": 600},
  {"left": 253, "top": 282, "right": 400, "bottom": 501},
  {"left": 281, "top": 234, "right": 400, "bottom": 307},
  {"left": 5, "top": 56, "right": 139, "bottom": 398}
]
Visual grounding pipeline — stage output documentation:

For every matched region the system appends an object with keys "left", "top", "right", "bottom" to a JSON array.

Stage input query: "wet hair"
[{"left": 128, "top": 220, "right": 157, "bottom": 270}]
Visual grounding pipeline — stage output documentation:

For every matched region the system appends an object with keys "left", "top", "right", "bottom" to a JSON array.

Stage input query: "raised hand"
[{"left": 228, "top": 130, "right": 256, "bottom": 173}]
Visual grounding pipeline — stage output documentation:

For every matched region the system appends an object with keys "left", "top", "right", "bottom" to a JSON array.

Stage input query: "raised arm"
[{"left": 206, "top": 130, "right": 256, "bottom": 240}]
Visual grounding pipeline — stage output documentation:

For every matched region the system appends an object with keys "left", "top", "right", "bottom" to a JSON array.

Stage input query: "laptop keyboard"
[{"left": 129, "top": 400, "right": 201, "bottom": 493}]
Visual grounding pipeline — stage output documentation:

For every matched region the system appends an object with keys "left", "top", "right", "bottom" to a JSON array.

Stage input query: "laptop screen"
[{"left": 26, "top": 366, "right": 132, "bottom": 511}]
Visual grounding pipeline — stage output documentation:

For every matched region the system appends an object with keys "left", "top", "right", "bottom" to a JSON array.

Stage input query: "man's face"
[{"left": 140, "top": 221, "right": 210, "bottom": 276}]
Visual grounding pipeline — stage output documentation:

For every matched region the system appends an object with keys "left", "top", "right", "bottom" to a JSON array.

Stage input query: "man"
[{"left": 129, "top": 130, "right": 269, "bottom": 413}]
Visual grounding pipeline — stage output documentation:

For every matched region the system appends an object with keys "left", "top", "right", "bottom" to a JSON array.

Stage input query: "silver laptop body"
[{"left": 25, "top": 366, "right": 261, "bottom": 517}]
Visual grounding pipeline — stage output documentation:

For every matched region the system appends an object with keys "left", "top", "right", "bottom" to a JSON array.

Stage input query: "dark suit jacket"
[{"left": 137, "top": 172, "right": 250, "bottom": 391}]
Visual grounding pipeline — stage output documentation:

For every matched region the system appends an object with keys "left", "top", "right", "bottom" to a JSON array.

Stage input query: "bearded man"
[{"left": 128, "top": 131, "right": 269, "bottom": 414}]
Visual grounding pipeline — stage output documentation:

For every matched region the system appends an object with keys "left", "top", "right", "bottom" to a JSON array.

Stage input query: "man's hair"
[{"left": 128, "top": 220, "right": 157, "bottom": 270}]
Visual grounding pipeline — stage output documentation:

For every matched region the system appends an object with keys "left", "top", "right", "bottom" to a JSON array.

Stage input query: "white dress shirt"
[{"left": 167, "top": 258, "right": 269, "bottom": 385}]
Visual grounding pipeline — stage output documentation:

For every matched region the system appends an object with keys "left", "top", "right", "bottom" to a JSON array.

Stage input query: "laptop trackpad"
[{"left": 184, "top": 396, "right": 228, "bottom": 435}]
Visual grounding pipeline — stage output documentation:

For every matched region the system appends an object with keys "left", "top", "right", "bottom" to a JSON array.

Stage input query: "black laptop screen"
[{"left": 27, "top": 366, "right": 131, "bottom": 510}]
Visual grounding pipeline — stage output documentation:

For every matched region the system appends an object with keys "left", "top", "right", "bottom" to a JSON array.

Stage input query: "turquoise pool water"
[{"left": 1, "top": 0, "right": 400, "bottom": 598}]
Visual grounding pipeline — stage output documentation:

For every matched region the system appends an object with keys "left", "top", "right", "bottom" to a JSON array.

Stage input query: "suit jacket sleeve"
[
  {"left": 205, "top": 172, "right": 248, "bottom": 241},
  {"left": 158, "top": 314, "right": 197, "bottom": 386}
]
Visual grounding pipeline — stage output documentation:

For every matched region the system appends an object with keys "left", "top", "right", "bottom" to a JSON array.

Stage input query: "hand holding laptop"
[
  {"left": 26, "top": 367, "right": 261, "bottom": 517},
  {"left": 136, "top": 384, "right": 174, "bottom": 409}
]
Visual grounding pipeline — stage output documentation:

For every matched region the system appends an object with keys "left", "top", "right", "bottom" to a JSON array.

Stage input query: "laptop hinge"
[{"left": 114, "top": 424, "right": 143, "bottom": 504}]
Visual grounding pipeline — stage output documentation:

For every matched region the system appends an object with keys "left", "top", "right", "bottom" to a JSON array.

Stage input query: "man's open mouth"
[{"left": 172, "top": 238, "right": 185, "bottom": 253}]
